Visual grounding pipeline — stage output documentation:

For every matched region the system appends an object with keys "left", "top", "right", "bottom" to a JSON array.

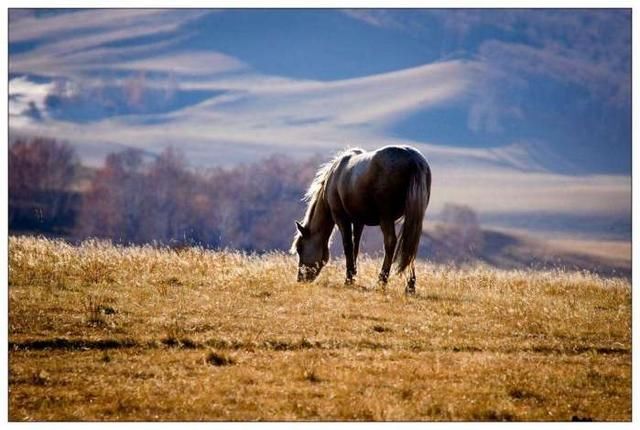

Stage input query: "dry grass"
[{"left": 8, "top": 236, "right": 631, "bottom": 421}]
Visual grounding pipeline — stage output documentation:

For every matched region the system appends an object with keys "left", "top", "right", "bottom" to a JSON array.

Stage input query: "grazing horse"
[{"left": 291, "top": 145, "right": 431, "bottom": 294}]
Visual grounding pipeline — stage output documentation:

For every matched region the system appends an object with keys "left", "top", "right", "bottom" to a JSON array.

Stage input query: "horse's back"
[
  {"left": 329, "top": 145, "right": 430, "bottom": 225},
  {"left": 369, "top": 146, "right": 429, "bottom": 215},
  {"left": 371, "top": 145, "right": 429, "bottom": 175}
]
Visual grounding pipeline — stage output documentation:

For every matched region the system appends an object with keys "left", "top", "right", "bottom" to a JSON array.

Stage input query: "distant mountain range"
[{"left": 9, "top": 9, "right": 631, "bottom": 243}]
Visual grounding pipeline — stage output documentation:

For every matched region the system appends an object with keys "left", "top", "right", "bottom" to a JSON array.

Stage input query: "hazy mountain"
[{"left": 8, "top": 9, "right": 631, "bottom": 241}]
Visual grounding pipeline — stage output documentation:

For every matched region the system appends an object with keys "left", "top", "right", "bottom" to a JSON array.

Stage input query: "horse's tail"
[{"left": 394, "top": 160, "right": 431, "bottom": 273}]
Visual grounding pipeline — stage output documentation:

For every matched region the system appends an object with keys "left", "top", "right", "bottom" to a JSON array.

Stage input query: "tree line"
[
  {"left": 9, "top": 137, "right": 321, "bottom": 251},
  {"left": 9, "top": 137, "right": 483, "bottom": 260}
]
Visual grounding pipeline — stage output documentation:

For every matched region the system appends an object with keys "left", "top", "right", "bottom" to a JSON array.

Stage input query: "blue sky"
[{"left": 7, "top": 9, "right": 631, "bottom": 236}]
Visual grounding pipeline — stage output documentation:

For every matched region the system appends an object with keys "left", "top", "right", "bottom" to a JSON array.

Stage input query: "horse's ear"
[{"left": 295, "top": 221, "right": 309, "bottom": 237}]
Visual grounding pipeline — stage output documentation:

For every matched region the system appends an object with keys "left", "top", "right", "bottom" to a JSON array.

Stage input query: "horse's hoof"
[
  {"left": 405, "top": 287, "right": 416, "bottom": 296},
  {"left": 345, "top": 278, "right": 354, "bottom": 286}
]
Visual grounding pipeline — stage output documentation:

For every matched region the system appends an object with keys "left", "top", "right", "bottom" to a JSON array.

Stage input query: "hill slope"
[{"left": 344, "top": 226, "right": 631, "bottom": 279}]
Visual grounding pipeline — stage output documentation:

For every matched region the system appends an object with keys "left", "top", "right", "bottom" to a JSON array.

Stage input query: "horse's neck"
[{"left": 309, "top": 195, "right": 334, "bottom": 240}]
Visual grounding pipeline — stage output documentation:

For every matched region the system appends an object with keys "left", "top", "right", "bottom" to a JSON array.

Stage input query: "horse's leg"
[
  {"left": 336, "top": 219, "right": 356, "bottom": 284},
  {"left": 352, "top": 222, "right": 364, "bottom": 275},
  {"left": 378, "top": 220, "right": 397, "bottom": 285},
  {"left": 405, "top": 260, "right": 416, "bottom": 295}
]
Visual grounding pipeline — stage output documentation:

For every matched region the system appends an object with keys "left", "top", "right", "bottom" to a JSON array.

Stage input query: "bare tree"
[
  {"left": 9, "top": 137, "right": 79, "bottom": 233},
  {"left": 75, "top": 149, "right": 145, "bottom": 241},
  {"left": 142, "top": 148, "right": 198, "bottom": 244},
  {"left": 437, "top": 203, "right": 484, "bottom": 261},
  {"left": 77, "top": 147, "right": 211, "bottom": 246},
  {"left": 74, "top": 149, "right": 320, "bottom": 250}
]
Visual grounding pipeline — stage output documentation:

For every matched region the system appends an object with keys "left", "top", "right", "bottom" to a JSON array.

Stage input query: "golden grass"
[{"left": 8, "top": 236, "right": 631, "bottom": 421}]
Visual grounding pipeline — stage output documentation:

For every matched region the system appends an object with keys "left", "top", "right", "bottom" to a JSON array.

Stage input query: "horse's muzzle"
[{"left": 297, "top": 266, "right": 318, "bottom": 283}]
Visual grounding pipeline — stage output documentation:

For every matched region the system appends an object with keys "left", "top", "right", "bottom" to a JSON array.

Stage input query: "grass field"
[{"left": 8, "top": 236, "right": 631, "bottom": 421}]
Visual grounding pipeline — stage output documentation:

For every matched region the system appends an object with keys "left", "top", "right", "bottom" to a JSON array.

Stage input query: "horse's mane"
[
  {"left": 290, "top": 147, "right": 363, "bottom": 254},
  {"left": 302, "top": 147, "right": 364, "bottom": 224}
]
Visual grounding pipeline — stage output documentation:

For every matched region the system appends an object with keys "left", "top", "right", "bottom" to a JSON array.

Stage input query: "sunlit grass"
[{"left": 8, "top": 236, "right": 631, "bottom": 421}]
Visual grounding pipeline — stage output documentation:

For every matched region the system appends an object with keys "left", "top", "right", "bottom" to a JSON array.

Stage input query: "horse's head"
[{"left": 291, "top": 221, "right": 329, "bottom": 282}]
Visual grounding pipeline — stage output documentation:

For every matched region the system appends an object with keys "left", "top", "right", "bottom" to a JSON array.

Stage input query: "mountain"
[{"left": 8, "top": 9, "right": 631, "bottom": 241}]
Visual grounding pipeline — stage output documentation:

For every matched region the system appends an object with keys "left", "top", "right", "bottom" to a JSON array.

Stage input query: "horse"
[{"left": 291, "top": 145, "right": 431, "bottom": 294}]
